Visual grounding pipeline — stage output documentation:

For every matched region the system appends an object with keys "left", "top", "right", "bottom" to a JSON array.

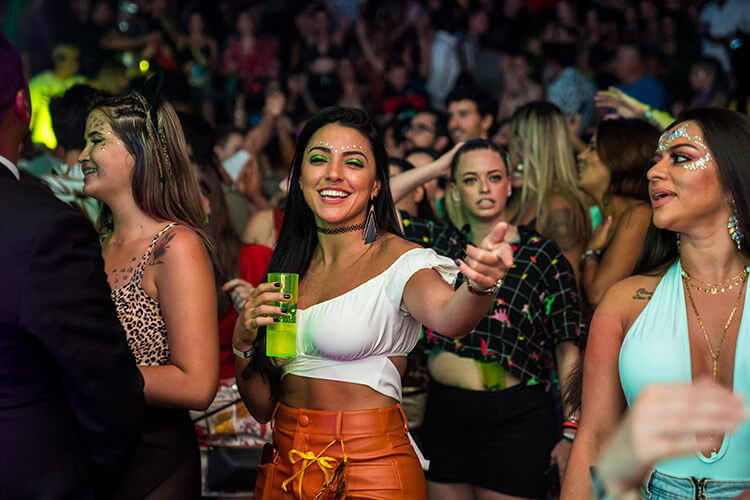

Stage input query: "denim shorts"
[{"left": 641, "top": 469, "right": 750, "bottom": 499}]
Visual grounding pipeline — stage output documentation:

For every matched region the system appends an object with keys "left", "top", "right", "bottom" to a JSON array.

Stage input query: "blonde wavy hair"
[{"left": 510, "top": 101, "right": 589, "bottom": 245}]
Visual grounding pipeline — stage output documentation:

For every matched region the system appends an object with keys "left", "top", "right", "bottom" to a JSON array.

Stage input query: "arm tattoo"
[
  {"left": 149, "top": 231, "right": 175, "bottom": 266},
  {"left": 632, "top": 288, "right": 653, "bottom": 301},
  {"left": 544, "top": 207, "right": 578, "bottom": 252}
]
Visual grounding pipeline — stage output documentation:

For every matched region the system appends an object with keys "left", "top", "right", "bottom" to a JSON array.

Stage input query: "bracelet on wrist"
[
  {"left": 466, "top": 278, "right": 502, "bottom": 296},
  {"left": 581, "top": 248, "right": 602, "bottom": 264},
  {"left": 232, "top": 343, "right": 255, "bottom": 359}
]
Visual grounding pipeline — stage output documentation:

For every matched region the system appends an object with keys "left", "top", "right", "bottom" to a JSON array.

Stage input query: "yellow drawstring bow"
[{"left": 281, "top": 440, "right": 347, "bottom": 499}]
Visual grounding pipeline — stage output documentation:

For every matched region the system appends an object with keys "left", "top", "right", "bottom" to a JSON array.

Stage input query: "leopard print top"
[{"left": 111, "top": 223, "right": 176, "bottom": 366}]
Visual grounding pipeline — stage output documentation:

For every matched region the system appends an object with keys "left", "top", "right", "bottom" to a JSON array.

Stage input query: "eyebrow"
[
  {"left": 307, "top": 146, "right": 367, "bottom": 159},
  {"left": 666, "top": 142, "right": 701, "bottom": 151},
  {"left": 462, "top": 169, "right": 504, "bottom": 177}
]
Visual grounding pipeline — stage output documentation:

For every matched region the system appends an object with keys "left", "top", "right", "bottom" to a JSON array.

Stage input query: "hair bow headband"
[{"left": 135, "top": 73, "right": 171, "bottom": 180}]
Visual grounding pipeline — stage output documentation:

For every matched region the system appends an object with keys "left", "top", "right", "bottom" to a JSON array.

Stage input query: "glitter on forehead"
[
  {"left": 658, "top": 124, "right": 689, "bottom": 151},
  {"left": 658, "top": 123, "right": 707, "bottom": 152},
  {"left": 311, "top": 142, "right": 368, "bottom": 153}
]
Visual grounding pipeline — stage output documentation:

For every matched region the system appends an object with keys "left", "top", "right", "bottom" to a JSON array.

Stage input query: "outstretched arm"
[{"left": 403, "top": 221, "right": 514, "bottom": 337}]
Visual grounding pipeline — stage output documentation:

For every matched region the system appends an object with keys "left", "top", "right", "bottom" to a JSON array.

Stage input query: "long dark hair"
[
  {"left": 196, "top": 162, "right": 241, "bottom": 318},
  {"left": 266, "top": 106, "right": 401, "bottom": 277},
  {"left": 248, "top": 107, "right": 402, "bottom": 394},
  {"left": 634, "top": 108, "right": 750, "bottom": 275},
  {"left": 596, "top": 119, "right": 659, "bottom": 202}
]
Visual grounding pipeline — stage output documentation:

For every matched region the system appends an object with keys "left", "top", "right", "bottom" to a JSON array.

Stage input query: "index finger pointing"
[{"left": 483, "top": 221, "right": 508, "bottom": 247}]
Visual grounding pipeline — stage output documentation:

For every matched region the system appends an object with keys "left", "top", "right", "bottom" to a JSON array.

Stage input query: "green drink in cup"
[{"left": 266, "top": 273, "right": 298, "bottom": 357}]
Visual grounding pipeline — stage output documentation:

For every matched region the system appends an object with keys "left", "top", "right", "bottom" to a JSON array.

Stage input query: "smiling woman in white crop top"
[
  {"left": 231, "top": 107, "right": 514, "bottom": 500},
  {"left": 562, "top": 109, "right": 750, "bottom": 500}
]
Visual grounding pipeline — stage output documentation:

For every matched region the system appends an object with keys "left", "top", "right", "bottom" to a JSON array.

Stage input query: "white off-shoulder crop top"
[{"left": 281, "top": 248, "right": 458, "bottom": 401}]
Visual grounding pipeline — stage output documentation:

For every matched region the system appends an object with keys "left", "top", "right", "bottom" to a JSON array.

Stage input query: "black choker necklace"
[{"left": 316, "top": 222, "right": 365, "bottom": 235}]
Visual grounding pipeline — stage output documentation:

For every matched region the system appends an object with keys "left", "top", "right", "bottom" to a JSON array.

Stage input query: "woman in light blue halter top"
[{"left": 562, "top": 109, "right": 750, "bottom": 500}]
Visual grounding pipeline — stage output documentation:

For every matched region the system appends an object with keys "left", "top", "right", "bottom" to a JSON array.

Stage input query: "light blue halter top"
[{"left": 619, "top": 260, "right": 750, "bottom": 480}]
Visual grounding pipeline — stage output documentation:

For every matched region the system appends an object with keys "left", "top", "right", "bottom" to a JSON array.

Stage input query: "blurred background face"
[
  {"left": 215, "top": 132, "right": 244, "bottom": 161},
  {"left": 313, "top": 10, "right": 329, "bottom": 32},
  {"left": 236, "top": 11, "right": 254, "bottom": 35},
  {"left": 404, "top": 112, "right": 437, "bottom": 150},
  {"left": 689, "top": 65, "right": 713, "bottom": 91},
  {"left": 189, "top": 12, "right": 204, "bottom": 33},
  {"left": 511, "top": 56, "right": 530, "bottom": 79},
  {"left": 387, "top": 65, "right": 409, "bottom": 91},
  {"left": 576, "top": 135, "right": 611, "bottom": 197},
  {"left": 54, "top": 46, "right": 80, "bottom": 78},
  {"left": 92, "top": 1, "right": 113, "bottom": 25},
  {"left": 492, "top": 121, "right": 512, "bottom": 148},
  {"left": 447, "top": 100, "right": 485, "bottom": 143},
  {"left": 613, "top": 47, "right": 638, "bottom": 81}
]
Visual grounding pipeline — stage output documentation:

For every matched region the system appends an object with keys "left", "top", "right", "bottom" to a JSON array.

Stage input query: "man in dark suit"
[{"left": 0, "top": 33, "right": 145, "bottom": 499}]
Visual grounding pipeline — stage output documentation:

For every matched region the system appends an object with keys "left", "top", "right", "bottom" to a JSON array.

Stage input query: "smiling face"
[
  {"left": 78, "top": 109, "right": 135, "bottom": 202},
  {"left": 298, "top": 123, "right": 381, "bottom": 228},
  {"left": 647, "top": 121, "right": 728, "bottom": 233},
  {"left": 447, "top": 100, "right": 488, "bottom": 143},
  {"left": 577, "top": 134, "right": 611, "bottom": 198},
  {"left": 453, "top": 148, "right": 511, "bottom": 221}
]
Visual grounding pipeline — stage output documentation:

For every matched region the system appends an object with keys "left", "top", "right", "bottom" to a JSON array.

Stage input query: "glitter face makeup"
[
  {"left": 658, "top": 123, "right": 711, "bottom": 171},
  {"left": 315, "top": 141, "right": 367, "bottom": 154},
  {"left": 684, "top": 152, "right": 712, "bottom": 171}
]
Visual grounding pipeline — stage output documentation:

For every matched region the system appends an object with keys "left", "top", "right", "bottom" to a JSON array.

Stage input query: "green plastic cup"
[{"left": 266, "top": 273, "right": 298, "bottom": 357}]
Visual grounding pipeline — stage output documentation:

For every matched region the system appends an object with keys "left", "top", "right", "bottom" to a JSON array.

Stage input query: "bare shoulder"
[
  {"left": 379, "top": 233, "right": 423, "bottom": 262},
  {"left": 248, "top": 208, "right": 274, "bottom": 226},
  {"left": 150, "top": 224, "right": 208, "bottom": 267},
  {"left": 619, "top": 201, "right": 652, "bottom": 227},
  {"left": 597, "top": 273, "right": 662, "bottom": 330},
  {"left": 243, "top": 209, "right": 274, "bottom": 244}
]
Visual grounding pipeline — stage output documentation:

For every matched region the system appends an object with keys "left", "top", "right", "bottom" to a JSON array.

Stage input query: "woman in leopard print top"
[{"left": 79, "top": 91, "right": 218, "bottom": 499}]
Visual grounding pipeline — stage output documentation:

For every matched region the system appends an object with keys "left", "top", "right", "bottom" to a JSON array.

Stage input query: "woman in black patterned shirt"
[{"left": 401, "top": 140, "right": 583, "bottom": 500}]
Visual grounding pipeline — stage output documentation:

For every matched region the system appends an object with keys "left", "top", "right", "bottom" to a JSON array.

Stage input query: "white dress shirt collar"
[{"left": 0, "top": 155, "right": 20, "bottom": 180}]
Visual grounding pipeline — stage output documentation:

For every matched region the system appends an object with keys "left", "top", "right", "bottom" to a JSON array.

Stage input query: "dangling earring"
[
  {"left": 676, "top": 232, "right": 680, "bottom": 251},
  {"left": 363, "top": 202, "right": 377, "bottom": 244},
  {"left": 451, "top": 190, "right": 460, "bottom": 203},
  {"left": 728, "top": 203, "right": 743, "bottom": 250}
]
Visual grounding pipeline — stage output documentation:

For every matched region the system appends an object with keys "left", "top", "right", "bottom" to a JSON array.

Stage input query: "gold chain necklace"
[
  {"left": 682, "top": 268, "right": 748, "bottom": 382},
  {"left": 680, "top": 268, "right": 748, "bottom": 294}
]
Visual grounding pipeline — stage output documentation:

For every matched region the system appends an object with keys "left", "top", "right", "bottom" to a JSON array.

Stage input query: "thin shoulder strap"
[{"left": 133, "top": 222, "right": 178, "bottom": 284}]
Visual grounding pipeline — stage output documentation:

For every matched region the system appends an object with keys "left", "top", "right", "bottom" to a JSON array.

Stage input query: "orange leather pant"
[{"left": 253, "top": 403, "right": 427, "bottom": 499}]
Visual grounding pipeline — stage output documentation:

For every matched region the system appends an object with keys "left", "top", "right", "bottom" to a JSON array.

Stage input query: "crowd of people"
[{"left": 2, "top": 0, "right": 750, "bottom": 499}]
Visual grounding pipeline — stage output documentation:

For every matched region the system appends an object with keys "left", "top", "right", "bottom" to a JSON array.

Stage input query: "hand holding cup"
[{"left": 232, "top": 282, "right": 291, "bottom": 352}]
